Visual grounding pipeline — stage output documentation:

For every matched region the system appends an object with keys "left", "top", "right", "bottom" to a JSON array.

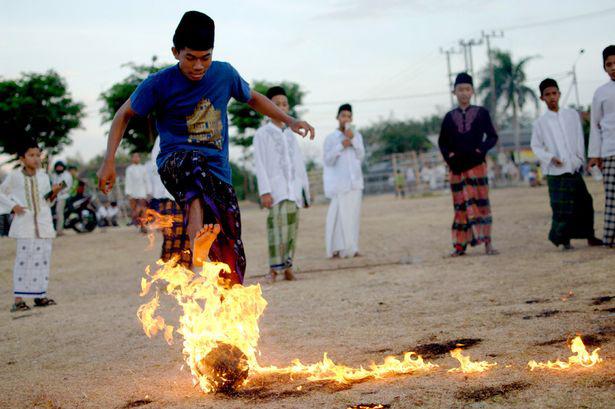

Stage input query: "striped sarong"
[
  {"left": 267, "top": 200, "right": 299, "bottom": 272},
  {"left": 546, "top": 172, "right": 595, "bottom": 246},
  {"left": 603, "top": 156, "right": 615, "bottom": 246},
  {"left": 449, "top": 162, "right": 492, "bottom": 251}
]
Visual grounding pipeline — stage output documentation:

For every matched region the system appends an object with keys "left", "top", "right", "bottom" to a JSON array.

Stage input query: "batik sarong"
[
  {"left": 13, "top": 238, "right": 52, "bottom": 298},
  {"left": 449, "top": 162, "right": 492, "bottom": 251},
  {"left": 159, "top": 151, "right": 246, "bottom": 284},
  {"left": 150, "top": 198, "right": 191, "bottom": 267},
  {"left": 603, "top": 155, "right": 615, "bottom": 246},
  {"left": 267, "top": 200, "right": 299, "bottom": 272},
  {"left": 546, "top": 172, "right": 595, "bottom": 246}
]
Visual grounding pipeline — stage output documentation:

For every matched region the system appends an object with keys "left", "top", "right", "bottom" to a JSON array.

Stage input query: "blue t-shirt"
[{"left": 130, "top": 61, "right": 252, "bottom": 184}]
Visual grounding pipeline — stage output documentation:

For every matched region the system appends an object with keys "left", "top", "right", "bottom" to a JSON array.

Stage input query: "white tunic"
[
  {"left": 253, "top": 122, "right": 310, "bottom": 207},
  {"left": 322, "top": 129, "right": 365, "bottom": 199},
  {"left": 0, "top": 169, "right": 56, "bottom": 239},
  {"left": 125, "top": 163, "right": 150, "bottom": 199},
  {"left": 531, "top": 108, "right": 585, "bottom": 176},
  {"left": 588, "top": 80, "right": 615, "bottom": 158},
  {"left": 50, "top": 170, "right": 73, "bottom": 200},
  {"left": 147, "top": 137, "right": 174, "bottom": 200}
]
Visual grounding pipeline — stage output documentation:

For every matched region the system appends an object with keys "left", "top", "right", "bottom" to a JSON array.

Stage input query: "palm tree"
[{"left": 478, "top": 50, "right": 539, "bottom": 157}]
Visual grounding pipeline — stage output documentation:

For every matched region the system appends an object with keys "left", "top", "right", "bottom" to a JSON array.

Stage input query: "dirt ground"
[{"left": 1, "top": 182, "right": 614, "bottom": 409}]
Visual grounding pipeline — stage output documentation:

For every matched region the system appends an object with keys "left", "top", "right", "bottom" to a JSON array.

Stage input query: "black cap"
[
  {"left": 337, "top": 103, "right": 352, "bottom": 116},
  {"left": 54, "top": 161, "right": 66, "bottom": 169},
  {"left": 603, "top": 45, "right": 615, "bottom": 66},
  {"left": 454, "top": 72, "right": 473, "bottom": 87},
  {"left": 266, "top": 86, "right": 287, "bottom": 100},
  {"left": 173, "top": 11, "right": 215, "bottom": 51},
  {"left": 539, "top": 78, "right": 559, "bottom": 95}
]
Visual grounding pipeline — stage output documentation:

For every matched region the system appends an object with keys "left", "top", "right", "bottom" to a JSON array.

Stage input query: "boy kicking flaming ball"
[{"left": 97, "top": 11, "right": 314, "bottom": 285}]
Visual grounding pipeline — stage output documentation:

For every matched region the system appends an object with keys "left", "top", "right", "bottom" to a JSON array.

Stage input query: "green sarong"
[
  {"left": 547, "top": 172, "right": 595, "bottom": 246},
  {"left": 267, "top": 200, "right": 299, "bottom": 271}
]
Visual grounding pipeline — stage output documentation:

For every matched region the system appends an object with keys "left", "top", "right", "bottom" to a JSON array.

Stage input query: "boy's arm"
[
  {"left": 530, "top": 122, "right": 555, "bottom": 165},
  {"left": 352, "top": 131, "right": 366, "bottom": 161},
  {"left": 247, "top": 91, "right": 315, "bottom": 140},
  {"left": 97, "top": 99, "right": 138, "bottom": 194},
  {"left": 588, "top": 92, "right": 603, "bottom": 168}
]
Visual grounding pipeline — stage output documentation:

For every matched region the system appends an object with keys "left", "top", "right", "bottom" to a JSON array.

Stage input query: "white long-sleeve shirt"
[
  {"left": 323, "top": 129, "right": 365, "bottom": 199},
  {"left": 147, "top": 137, "right": 174, "bottom": 200},
  {"left": 253, "top": 122, "right": 310, "bottom": 207},
  {"left": 588, "top": 80, "right": 615, "bottom": 158},
  {"left": 0, "top": 168, "right": 56, "bottom": 238},
  {"left": 531, "top": 108, "right": 585, "bottom": 176},
  {"left": 124, "top": 163, "right": 149, "bottom": 199}
]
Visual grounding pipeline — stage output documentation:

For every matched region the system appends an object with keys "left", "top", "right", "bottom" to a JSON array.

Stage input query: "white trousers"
[{"left": 326, "top": 189, "right": 362, "bottom": 258}]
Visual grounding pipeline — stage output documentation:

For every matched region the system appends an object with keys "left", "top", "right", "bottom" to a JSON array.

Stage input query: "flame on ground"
[
  {"left": 137, "top": 258, "right": 437, "bottom": 393},
  {"left": 528, "top": 336, "right": 602, "bottom": 371},
  {"left": 447, "top": 348, "right": 497, "bottom": 374}
]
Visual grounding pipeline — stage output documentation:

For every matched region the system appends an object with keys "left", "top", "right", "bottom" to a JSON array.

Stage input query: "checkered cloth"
[
  {"left": 150, "top": 198, "right": 191, "bottom": 267},
  {"left": 449, "top": 162, "right": 492, "bottom": 251},
  {"left": 267, "top": 200, "right": 299, "bottom": 272},
  {"left": 603, "top": 156, "right": 615, "bottom": 246},
  {"left": 546, "top": 172, "right": 595, "bottom": 246},
  {"left": 159, "top": 151, "right": 246, "bottom": 284}
]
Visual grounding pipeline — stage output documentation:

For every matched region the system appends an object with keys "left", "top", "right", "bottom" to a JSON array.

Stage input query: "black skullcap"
[
  {"left": 54, "top": 160, "right": 66, "bottom": 169},
  {"left": 173, "top": 11, "right": 215, "bottom": 51},
  {"left": 603, "top": 45, "right": 615, "bottom": 66},
  {"left": 266, "top": 86, "right": 287, "bottom": 100},
  {"left": 337, "top": 103, "right": 352, "bottom": 116},
  {"left": 539, "top": 78, "right": 559, "bottom": 95},
  {"left": 454, "top": 72, "right": 473, "bottom": 87}
]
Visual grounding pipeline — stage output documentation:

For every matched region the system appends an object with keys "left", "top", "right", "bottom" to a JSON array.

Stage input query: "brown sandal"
[
  {"left": 34, "top": 298, "right": 56, "bottom": 307},
  {"left": 10, "top": 301, "right": 30, "bottom": 312}
]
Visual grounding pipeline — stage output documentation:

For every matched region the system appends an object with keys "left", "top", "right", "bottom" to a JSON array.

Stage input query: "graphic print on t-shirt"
[{"left": 186, "top": 98, "right": 223, "bottom": 149}]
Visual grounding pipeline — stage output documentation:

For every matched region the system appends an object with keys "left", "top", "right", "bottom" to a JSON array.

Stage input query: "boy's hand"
[
  {"left": 290, "top": 119, "right": 315, "bottom": 140},
  {"left": 588, "top": 157, "right": 603, "bottom": 171},
  {"left": 342, "top": 138, "right": 353, "bottom": 148},
  {"left": 260, "top": 193, "right": 273, "bottom": 209},
  {"left": 344, "top": 128, "right": 354, "bottom": 139},
  {"left": 12, "top": 204, "right": 26, "bottom": 215},
  {"left": 551, "top": 157, "right": 563, "bottom": 167},
  {"left": 51, "top": 183, "right": 64, "bottom": 195},
  {"left": 97, "top": 160, "right": 117, "bottom": 194}
]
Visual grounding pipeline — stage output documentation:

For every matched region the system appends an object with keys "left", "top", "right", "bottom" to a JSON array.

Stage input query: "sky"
[{"left": 2, "top": 0, "right": 614, "bottom": 166}]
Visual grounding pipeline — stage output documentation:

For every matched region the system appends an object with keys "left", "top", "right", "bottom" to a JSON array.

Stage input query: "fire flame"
[
  {"left": 447, "top": 348, "right": 497, "bottom": 374},
  {"left": 527, "top": 336, "right": 602, "bottom": 371},
  {"left": 137, "top": 258, "right": 436, "bottom": 393},
  {"left": 139, "top": 209, "right": 182, "bottom": 249}
]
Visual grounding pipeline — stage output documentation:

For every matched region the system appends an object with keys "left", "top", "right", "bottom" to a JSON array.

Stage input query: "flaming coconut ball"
[{"left": 196, "top": 343, "right": 250, "bottom": 393}]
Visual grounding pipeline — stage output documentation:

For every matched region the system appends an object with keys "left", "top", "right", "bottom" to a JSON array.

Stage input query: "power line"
[
  {"left": 303, "top": 90, "right": 450, "bottom": 107},
  {"left": 499, "top": 6, "right": 615, "bottom": 31}
]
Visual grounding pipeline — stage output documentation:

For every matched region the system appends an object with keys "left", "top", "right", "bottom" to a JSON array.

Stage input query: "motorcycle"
[{"left": 63, "top": 194, "right": 98, "bottom": 233}]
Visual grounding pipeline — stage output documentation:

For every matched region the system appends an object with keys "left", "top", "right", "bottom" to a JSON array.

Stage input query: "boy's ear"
[{"left": 172, "top": 47, "right": 180, "bottom": 59}]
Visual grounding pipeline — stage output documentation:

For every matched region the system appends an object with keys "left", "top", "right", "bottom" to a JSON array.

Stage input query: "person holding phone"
[{"left": 50, "top": 160, "right": 73, "bottom": 236}]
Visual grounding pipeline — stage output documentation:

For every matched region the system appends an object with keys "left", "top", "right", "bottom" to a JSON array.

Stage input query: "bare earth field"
[{"left": 1, "top": 182, "right": 614, "bottom": 409}]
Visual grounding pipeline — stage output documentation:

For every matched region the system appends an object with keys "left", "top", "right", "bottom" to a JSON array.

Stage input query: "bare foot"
[
  {"left": 192, "top": 224, "right": 220, "bottom": 266},
  {"left": 268, "top": 269, "right": 278, "bottom": 284},
  {"left": 485, "top": 243, "right": 499, "bottom": 255},
  {"left": 284, "top": 268, "right": 296, "bottom": 281}
]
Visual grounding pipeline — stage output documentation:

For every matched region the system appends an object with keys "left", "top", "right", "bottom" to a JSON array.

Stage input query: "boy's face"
[
  {"left": 20, "top": 147, "right": 42, "bottom": 169},
  {"left": 131, "top": 153, "right": 141, "bottom": 164},
  {"left": 337, "top": 110, "right": 352, "bottom": 128},
  {"left": 540, "top": 86, "right": 560, "bottom": 111},
  {"left": 173, "top": 47, "right": 213, "bottom": 82},
  {"left": 271, "top": 95, "right": 290, "bottom": 114},
  {"left": 605, "top": 55, "right": 615, "bottom": 81},
  {"left": 453, "top": 84, "right": 473, "bottom": 106}
]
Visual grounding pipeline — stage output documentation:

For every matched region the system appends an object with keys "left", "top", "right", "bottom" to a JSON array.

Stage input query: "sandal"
[
  {"left": 10, "top": 301, "right": 30, "bottom": 312},
  {"left": 34, "top": 298, "right": 56, "bottom": 307},
  {"left": 449, "top": 250, "right": 466, "bottom": 257}
]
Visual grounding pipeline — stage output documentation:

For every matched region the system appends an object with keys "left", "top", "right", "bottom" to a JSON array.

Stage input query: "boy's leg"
[
  {"left": 267, "top": 204, "right": 284, "bottom": 280},
  {"left": 603, "top": 156, "right": 615, "bottom": 246}
]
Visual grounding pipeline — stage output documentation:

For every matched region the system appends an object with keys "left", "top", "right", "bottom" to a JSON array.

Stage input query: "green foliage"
[
  {"left": 360, "top": 116, "right": 437, "bottom": 161},
  {"left": 228, "top": 80, "right": 305, "bottom": 148},
  {"left": 0, "top": 70, "right": 84, "bottom": 158},
  {"left": 99, "top": 56, "right": 169, "bottom": 153},
  {"left": 230, "top": 161, "right": 257, "bottom": 201}
]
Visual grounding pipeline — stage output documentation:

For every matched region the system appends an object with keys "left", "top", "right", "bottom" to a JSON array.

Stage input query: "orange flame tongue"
[
  {"left": 447, "top": 348, "right": 497, "bottom": 374},
  {"left": 528, "top": 336, "right": 602, "bottom": 371},
  {"left": 139, "top": 209, "right": 182, "bottom": 249}
]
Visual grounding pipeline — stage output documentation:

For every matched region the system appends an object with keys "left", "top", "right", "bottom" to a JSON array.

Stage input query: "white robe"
[
  {"left": 147, "top": 137, "right": 174, "bottom": 200},
  {"left": 0, "top": 168, "right": 56, "bottom": 239},
  {"left": 323, "top": 129, "right": 365, "bottom": 257},
  {"left": 253, "top": 122, "right": 310, "bottom": 207},
  {"left": 125, "top": 163, "right": 149, "bottom": 199}
]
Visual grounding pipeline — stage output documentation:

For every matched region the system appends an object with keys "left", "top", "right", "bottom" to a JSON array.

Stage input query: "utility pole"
[
  {"left": 440, "top": 47, "right": 460, "bottom": 108},
  {"left": 482, "top": 30, "right": 504, "bottom": 127},
  {"left": 563, "top": 49, "right": 585, "bottom": 108},
  {"left": 458, "top": 38, "right": 483, "bottom": 78}
]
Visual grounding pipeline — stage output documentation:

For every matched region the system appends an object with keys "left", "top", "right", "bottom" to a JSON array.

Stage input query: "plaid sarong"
[
  {"left": 150, "top": 198, "right": 191, "bottom": 267},
  {"left": 159, "top": 151, "right": 246, "bottom": 284},
  {"left": 546, "top": 172, "right": 595, "bottom": 246},
  {"left": 267, "top": 200, "right": 299, "bottom": 272},
  {"left": 449, "top": 162, "right": 492, "bottom": 251},
  {"left": 603, "top": 156, "right": 615, "bottom": 246}
]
